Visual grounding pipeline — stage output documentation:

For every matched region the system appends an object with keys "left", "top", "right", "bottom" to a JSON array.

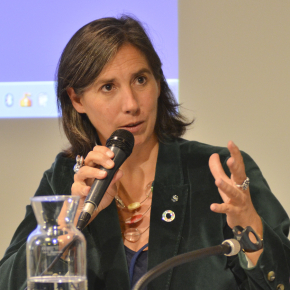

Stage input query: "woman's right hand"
[{"left": 71, "top": 145, "right": 123, "bottom": 227}]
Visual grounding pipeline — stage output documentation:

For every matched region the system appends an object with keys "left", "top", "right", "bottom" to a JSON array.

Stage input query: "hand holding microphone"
[{"left": 71, "top": 129, "right": 134, "bottom": 231}]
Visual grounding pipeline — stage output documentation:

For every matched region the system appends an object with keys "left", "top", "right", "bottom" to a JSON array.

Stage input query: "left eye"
[{"left": 136, "top": 76, "right": 146, "bottom": 84}]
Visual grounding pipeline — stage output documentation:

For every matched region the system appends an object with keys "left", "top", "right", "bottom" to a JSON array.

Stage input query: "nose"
[{"left": 121, "top": 86, "right": 140, "bottom": 115}]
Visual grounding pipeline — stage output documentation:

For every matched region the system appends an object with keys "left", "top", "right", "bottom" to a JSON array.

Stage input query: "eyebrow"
[
  {"left": 131, "top": 68, "right": 153, "bottom": 80},
  {"left": 94, "top": 68, "right": 153, "bottom": 87}
]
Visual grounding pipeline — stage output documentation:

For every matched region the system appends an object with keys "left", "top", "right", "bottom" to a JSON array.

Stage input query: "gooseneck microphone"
[
  {"left": 76, "top": 129, "right": 134, "bottom": 231},
  {"left": 133, "top": 225, "right": 263, "bottom": 290},
  {"left": 133, "top": 239, "right": 241, "bottom": 290}
]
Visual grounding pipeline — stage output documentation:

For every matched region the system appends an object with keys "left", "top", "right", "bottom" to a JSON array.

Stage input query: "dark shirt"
[{"left": 125, "top": 244, "right": 148, "bottom": 289}]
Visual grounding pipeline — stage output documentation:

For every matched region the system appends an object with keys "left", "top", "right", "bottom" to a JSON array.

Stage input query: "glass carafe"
[{"left": 26, "top": 195, "right": 87, "bottom": 290}]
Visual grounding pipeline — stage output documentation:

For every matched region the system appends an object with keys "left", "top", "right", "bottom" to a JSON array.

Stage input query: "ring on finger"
[
  {"left": 235, "top": 177, "right": 250, "bottom": 191},
  {"left": 73, "top": 155, "right": 84, "bottom": 173}
]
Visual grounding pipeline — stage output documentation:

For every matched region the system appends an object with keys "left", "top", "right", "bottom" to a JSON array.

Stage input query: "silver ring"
[
  {"left": 235, "top": 177, "right": 250, "bottom": 191},
  {"left": 73, "top": 155, "right": 84, "bottom": 173}
]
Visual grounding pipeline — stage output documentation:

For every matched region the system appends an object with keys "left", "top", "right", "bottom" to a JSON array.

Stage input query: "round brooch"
[{"left": 162, "top": 210, "right": 175, "bottom": 222}]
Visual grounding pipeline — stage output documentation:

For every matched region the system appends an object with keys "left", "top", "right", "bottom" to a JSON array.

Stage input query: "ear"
[{"left": 66, "top": 87, "right": 86, "bottom": 114}]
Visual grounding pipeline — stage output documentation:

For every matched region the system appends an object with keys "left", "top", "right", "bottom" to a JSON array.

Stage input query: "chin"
[
  {"left": 132, "top": 138, "right": 142, "bottom": 147},
  {"left": 134, "top": 133, "right": 157, "bottom": 147}
]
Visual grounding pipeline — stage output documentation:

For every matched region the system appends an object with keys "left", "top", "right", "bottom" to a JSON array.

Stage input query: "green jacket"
[{"left": 1, "top": 138, "right": 290, "bottom": 289}]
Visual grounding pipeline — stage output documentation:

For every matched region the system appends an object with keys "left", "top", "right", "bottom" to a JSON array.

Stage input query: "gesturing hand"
[{"left": 209, "top": 141, "right": 263, "bottom": 237}]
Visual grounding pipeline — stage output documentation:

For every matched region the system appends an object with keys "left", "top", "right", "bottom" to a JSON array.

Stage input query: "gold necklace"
[
  {"left": 115, "top": 181, "right": 153, "bottom": 211},
  {"left": 116, "top": 181, "right": 153, "bottom": 242}
]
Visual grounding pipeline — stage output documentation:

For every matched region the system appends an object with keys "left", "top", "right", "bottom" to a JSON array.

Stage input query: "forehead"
[{"left": 98, "top": 44, "right": 151, "bottom": 77}]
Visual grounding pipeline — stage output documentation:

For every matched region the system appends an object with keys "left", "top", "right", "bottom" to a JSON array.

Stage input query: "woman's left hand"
[
  {"left": 209, "top": 141, "right": 263, "bottom": 238},
  {"left": 209, "top": 141, "right": 264, "bottom": 265}
]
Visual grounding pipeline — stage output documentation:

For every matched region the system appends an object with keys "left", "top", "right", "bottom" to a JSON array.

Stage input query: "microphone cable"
[
  {"left": 133, "top": 226, "right": 263, "bottom": 290},
  {"left": 132, "top": 239, "right": 240, "bottom": 290}
]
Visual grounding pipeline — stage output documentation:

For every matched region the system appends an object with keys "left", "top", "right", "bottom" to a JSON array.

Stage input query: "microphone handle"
[
  {"left": 76, "top": 145, "right": 127, "bottom": 231},
  {"left": 85, "top": 146, "right": 127, "bottom": 206}
]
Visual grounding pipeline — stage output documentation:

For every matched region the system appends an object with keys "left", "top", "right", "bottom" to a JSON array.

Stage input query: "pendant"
[
  {"left": 124, "top": 228, "right": 141, "bottom": 242},
  {"left": 125, "top": 214, "right": 143, "bottom": 224},
  {"left": 127, "top": 202, "right": 141, "bottom": 211}
]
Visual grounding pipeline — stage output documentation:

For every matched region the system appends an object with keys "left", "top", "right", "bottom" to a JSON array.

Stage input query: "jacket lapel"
[
  {"left": 86, "top": 138, "right": 188, "bottom": 290},
  {"left": 148, "top": 139, "right": 189, "bottom": 290},
  {"left": 88, "top": 201, "right": 130, "bottom": 289}
]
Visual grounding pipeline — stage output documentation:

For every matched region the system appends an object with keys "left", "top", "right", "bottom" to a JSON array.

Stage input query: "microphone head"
[
  {"left": 222, "top": 239, "right": 241, "bottom": 256},
  {"left": 106, "top": 129, "right": 135, "bottom": 157}
]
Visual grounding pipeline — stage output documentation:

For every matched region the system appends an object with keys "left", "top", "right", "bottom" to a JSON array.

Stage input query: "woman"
[{"left": 1, "top": 15, "right": 290, "bottom": 290}]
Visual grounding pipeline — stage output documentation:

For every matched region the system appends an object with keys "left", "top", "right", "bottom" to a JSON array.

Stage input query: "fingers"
[
  {"left": 209, "top": 141, "right": 261, "bottom": 231},
  {"left": 71, "top": 145, "right": 124, "bottom": 227},
  {"left": 209, "top": 153, "right": 234, "bottom": 203},
  {"left": 208, "top": 153, "right": 229, "bottom": 181},
  {"left": 210, "top": 199, "right": 251, "bottom": 217},
  {"left": 210, "top": 202, "right": 232, "bottom": 214},
  {"left": 214, "top": 178, "right": 241, "bottom": 205},
  {"left": 210, "top": 141, "right": 247, "bottom": 187},
  {"left": 209, "top": 141, "right": 248, "bottom": 208},
  {"left": 74, "top": 145, "right": 116, "bottom": 183},
  {"left": 85, "top": 145, "right": 115, "bottom": 168},
  {"left": 72, "top": 144, "right": 117, "bottom": 203},
  {"left": 74, "top": 166, "right": 107, "bottom": 183},
  {"left": 227, "top": 141, "right": 247, "bottom": 185},
  {"left": 71, "top": 181, "right": 91, "bottom": 199}
]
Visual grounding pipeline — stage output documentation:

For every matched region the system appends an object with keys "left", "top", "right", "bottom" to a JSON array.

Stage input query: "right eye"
[{"left": 101, "top": 83, "right": 113, "bottom": 92}]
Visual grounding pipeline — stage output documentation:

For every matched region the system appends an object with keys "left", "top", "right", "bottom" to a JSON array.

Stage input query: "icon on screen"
[
  {"left": 20, "top": 93, "right": 32, "bottom": 107},
  {"left": 38, "top": 93, "right": 48, "bottom": 107},
  {"left": 5, "top": 93, "right": 14, "bottom": 107}
]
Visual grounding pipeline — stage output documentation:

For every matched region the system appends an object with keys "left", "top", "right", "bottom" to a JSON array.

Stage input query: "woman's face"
[{"left": 68, "top": 44, "right": 160, "bottom": 147}]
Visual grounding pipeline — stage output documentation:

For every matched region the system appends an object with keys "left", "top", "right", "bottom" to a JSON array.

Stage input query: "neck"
[
  {"left": 116, "top": 135, "right": 158, "bottom": 251},
  {"left": 124, "top": 134, "right": 159, "bottom": 168},
  {"left": 117, "top": 135, "right": 159, "bottom": 201}
]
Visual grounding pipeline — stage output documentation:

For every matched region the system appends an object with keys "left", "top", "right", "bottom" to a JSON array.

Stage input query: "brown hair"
[{"left": 56, "top": 15, "right": 193, "bottom": 158}]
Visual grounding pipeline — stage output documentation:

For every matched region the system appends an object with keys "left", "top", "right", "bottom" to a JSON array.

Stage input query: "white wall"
[
  {"left": 0, "top": 119, "right": 68, "bottom": 257},
  {"left": 179, "top": 1, "right": 290, "bottom": 218},
  {"left": 1, "top": 0, "right": 290, "bottom": 259}
]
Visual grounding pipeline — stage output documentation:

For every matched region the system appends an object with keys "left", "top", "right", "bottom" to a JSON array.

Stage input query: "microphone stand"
[
  {"left": 133, "top": 226, "right": 263, "bottom": 290},
  {"left": 132, "top": 242, "right": 235, "bottom": 290}
]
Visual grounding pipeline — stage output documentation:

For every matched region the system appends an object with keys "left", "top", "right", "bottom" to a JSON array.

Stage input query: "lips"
[
  {"left": 119, "top": 121, "right": 144, "bottom": 133},
  {"left": 123, "top": 121, "right": 143, "bottom": 128}
]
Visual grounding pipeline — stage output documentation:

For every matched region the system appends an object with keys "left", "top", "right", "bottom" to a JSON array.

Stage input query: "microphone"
[
  {"left": 133, "top": 238, "right": 242, "bottom": 290},
  {"left": 76, "top": 129, "right": 134, "bottom": 231},
  {"left": 222, "top": 239, "right": 241, "bottom": 256},
  {"left": 133, "top": 225, "right": 262, "bottom": 290}
]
